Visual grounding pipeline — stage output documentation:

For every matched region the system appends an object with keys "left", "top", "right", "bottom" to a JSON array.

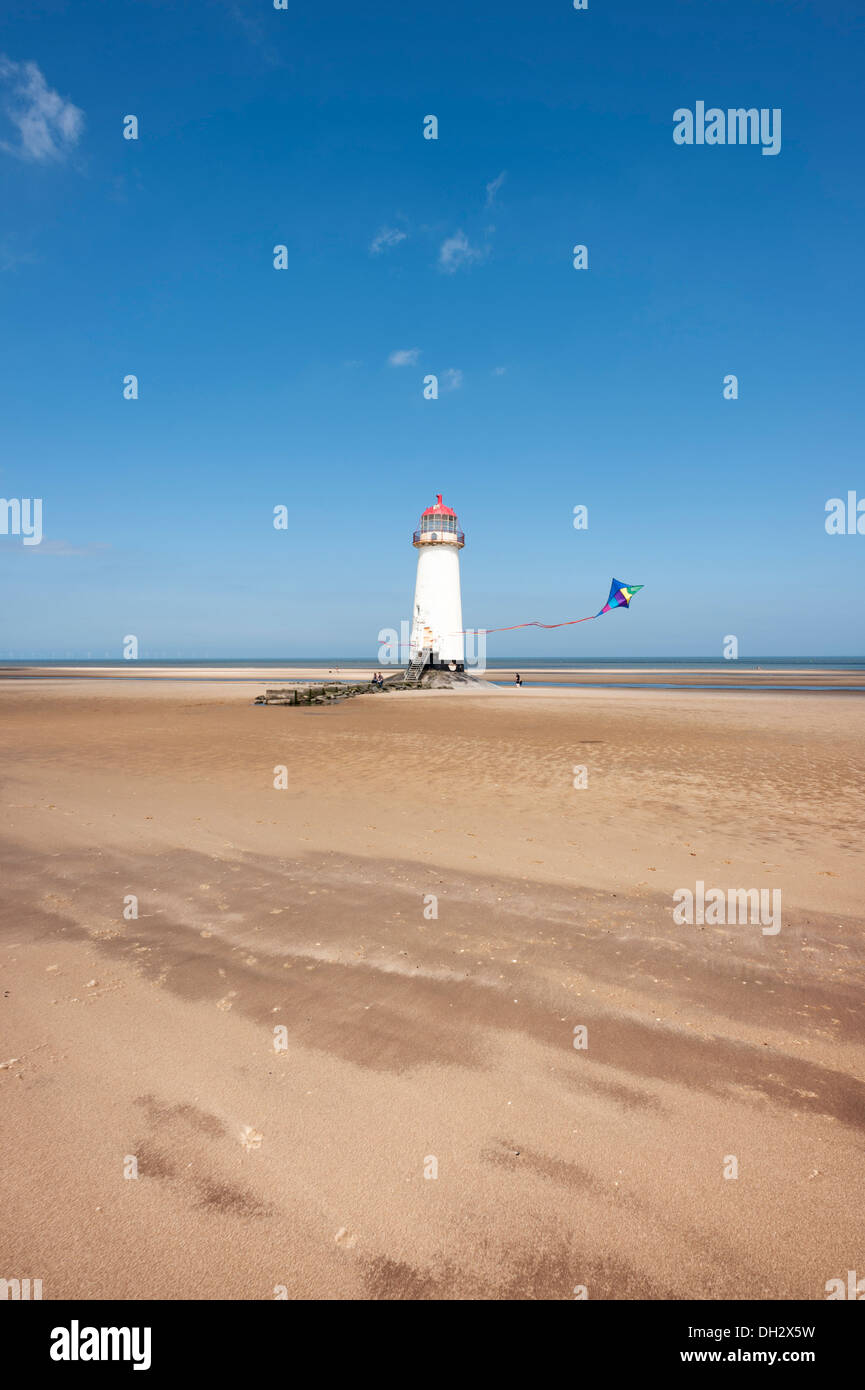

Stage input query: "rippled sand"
[{"left": 1, "top": 677, "right": 863, "bottom": 1299}]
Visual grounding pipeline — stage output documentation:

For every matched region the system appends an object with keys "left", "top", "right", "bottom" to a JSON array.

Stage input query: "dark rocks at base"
[
  {"left": 385, "top": 669, "right": 487, "bottom": 690},
  {"left": 254, "top": 683, "right": 369, "bottom": 706},
  {"left": 254, "top": 669, "right": 487, "bottom": 706}
]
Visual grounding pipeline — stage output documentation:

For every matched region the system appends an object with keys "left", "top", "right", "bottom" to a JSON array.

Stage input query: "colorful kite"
[
  {"left": 462, "top": 578, "right": 644, "bottom": 634},
  {"left": 595, "top": 578, "right": 644, "bottom": 618}
]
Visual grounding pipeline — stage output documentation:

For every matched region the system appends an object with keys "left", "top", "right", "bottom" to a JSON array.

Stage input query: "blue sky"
[{"left": 1, "top": 0, "right": 863, "bottom": 658}]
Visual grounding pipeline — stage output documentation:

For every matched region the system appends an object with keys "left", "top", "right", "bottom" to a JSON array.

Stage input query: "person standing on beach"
[{"left": 514, "top": 672, "right": 522, "bottom": 687}]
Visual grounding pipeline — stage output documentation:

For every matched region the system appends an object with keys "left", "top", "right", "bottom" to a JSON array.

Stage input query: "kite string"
[
  {"left": 449, "top": 580, "right": 641, "bottom": 636},
  {"left": 455, "top": 614, "right": 597, "bottom": 635}
]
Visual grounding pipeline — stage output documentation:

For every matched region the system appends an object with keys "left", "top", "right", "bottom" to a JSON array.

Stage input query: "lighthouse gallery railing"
[{"left": 412, "top": 529, "right": 464, "bottom": 545}]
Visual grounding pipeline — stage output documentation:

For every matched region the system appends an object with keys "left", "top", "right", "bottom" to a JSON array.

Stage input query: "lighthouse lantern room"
[{"left": 410, "top": 495, "right": 465, "bottom": 672}]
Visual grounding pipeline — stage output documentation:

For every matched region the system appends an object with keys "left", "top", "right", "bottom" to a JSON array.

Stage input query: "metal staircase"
[{"left": 405, "top": 650, "right": 429, "bottom": 684}]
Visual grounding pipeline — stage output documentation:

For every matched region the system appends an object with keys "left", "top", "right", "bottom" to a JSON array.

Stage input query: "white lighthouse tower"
[{"left": 409, "top": 495, "right": 465, "bottom": 673}]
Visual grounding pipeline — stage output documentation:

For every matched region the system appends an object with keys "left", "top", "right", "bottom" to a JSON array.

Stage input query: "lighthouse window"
[{"left": 421, "top": 513, "right": 457, "bottom": 533}]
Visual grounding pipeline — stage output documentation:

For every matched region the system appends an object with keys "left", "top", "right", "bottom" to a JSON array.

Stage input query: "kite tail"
[
  {"left": 456, "top": 614, "right": 597, "bottom": 635},
  {"left": 451, "top": 579, "right": 643, "bottom": 636},
  {"left": 532, "top": 614, "right": 597, "bottom": 631}
]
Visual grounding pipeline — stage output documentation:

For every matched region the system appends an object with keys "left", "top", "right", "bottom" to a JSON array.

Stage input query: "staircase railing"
[{"left": 405, "top": 650, "right": 429, "bottom": 684}]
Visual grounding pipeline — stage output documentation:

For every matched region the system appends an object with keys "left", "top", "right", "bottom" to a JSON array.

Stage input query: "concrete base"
[{"left": 385, "top": 668, "right": 486, "bottom": 690}]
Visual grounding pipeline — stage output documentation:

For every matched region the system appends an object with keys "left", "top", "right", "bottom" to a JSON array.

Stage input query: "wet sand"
[{"left": 0, "top": 677, "right": 863, "bottom": 1299}]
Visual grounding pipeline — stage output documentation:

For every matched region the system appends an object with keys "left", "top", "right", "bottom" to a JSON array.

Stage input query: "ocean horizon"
[{"left": 3, "top": 656, "right": 863, "bottom": 670}]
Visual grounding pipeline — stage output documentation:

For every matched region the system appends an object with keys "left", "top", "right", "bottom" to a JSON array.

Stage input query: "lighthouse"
[{"left": 409, "top": 495, "right": 465, "bottom": 672}]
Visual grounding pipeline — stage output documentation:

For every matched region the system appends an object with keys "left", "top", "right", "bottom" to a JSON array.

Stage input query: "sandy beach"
[{"left": 1, "top": 673, "right": 863, "bottom": 1300}]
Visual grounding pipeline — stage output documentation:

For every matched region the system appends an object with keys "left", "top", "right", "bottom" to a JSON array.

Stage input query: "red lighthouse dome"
[
  {"left": 421, "top": 494, "right": 457, "bottom": 519},
  {"left": 413, "top": 495, "right": 464, "bottom": 548}
]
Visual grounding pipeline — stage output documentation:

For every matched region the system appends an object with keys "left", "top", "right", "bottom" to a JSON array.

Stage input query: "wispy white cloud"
[
  {"left": 485, "top": 170, "right": 507, "bottom": 206},
  {"left": 223, "top": 1, "right": 282, "bottom": 68},
  {"left": 0, "top": 57, "right": 84, "bottom": 163},
  {"left": 0, "top": 539, "right": 110, "bottom": 557},
  {"left": 388, "top": 348, "right": 421, "bottom": 367},
  {"left": 370, "top": 225, "right": 408, "bottom": 255},
  {"left": 0, "top": 240, "right": 37, "bottom": 272},
  {"left": 492, "top": 366, "right": 507, "bottom": 376},
  {"left": 442, "top": 368, "right": 463, "bottom": 391},
  {"left": 438, "top": 230, "right": 484, "bottom": 274}
]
